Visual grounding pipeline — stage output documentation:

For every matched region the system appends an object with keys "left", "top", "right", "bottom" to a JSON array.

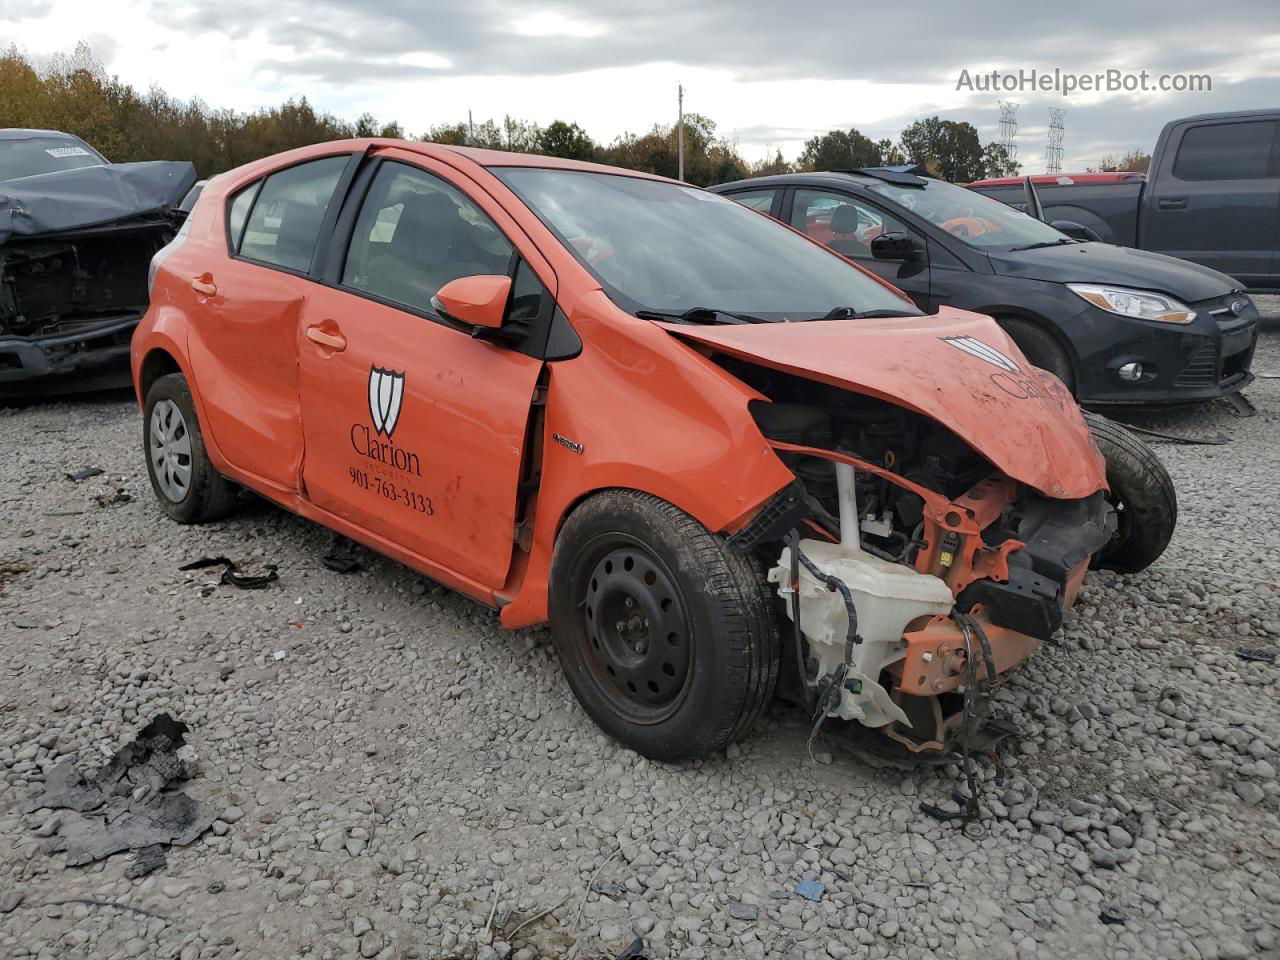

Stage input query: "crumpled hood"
[
  {"left": 661, "top": 308, "right": 1106, "bottom": 500},
  {"left": 0, "top": 161, "right": 196, "bottom": 244},
  {"left": 987, "top": 241, "right": 1238, "bottom": 302}
]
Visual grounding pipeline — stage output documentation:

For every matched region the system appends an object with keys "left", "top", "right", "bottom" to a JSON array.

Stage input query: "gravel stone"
[{"left": 1, "top": 298, "right": 1278, "bottom": 960}]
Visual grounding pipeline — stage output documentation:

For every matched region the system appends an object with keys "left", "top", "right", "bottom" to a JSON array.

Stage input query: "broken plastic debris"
[
  {"left": 24, "top": 714, "right": 216, "bottom": 869},
  {"left": 793, "top": 879, "right": 825, "bottom": 902},
  {"left": 590, "top": 879, "right": 625, "bottom": 899},
  {"left": 65, "top": 466, "right": 104, "bottom": 482},
  {"left": 124, "top": 843, "right": 167, "bottom": 879},
  {"left": 272, "top": 650, "right": 286, "bottom": 661},
  {"left": 179, "top": 556, "right": 279, "bottom": 590},
  {"left": 321, "top": 554, "right": 362, "bottom": 574},
  {"left": 1237, "top": 648, "right": 1276, "bottom": 664},
  {"left": 94, "top": 489, "right": 134, "bottom": 507},
  {"left": 1099, "top": 905, "right": 1128, "bottom": 925},
  {"left": 614, "top": 938, "right": 648, "bottom": 960}
]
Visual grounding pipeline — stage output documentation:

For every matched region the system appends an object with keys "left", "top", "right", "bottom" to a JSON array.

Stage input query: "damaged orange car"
[{"left": 132, "top": 140, "right": 1176, "bottom": 760}]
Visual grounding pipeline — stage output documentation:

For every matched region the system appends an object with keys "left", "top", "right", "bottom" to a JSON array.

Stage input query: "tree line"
[{"left": 2, "top": 43, "right": 1031, "bottom": 185}]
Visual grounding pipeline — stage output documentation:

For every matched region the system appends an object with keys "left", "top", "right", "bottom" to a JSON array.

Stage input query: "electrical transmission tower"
[
  {"left": 998, "top": 101, "right": 1019, "bottom": 165},
  {"left": 1045, "top": 107, "right": 1066, "bottom": 174}
]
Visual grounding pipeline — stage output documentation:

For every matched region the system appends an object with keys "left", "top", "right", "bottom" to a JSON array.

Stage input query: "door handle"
[
  {"left": 1157, "top": 197, "right": 1188, "bottom": 210},
  {"left": 306, "top": 326, "right": 346, "bottom": 351},
  {"left": 190, "top": 275, "right": 217, "bottom": 296}
]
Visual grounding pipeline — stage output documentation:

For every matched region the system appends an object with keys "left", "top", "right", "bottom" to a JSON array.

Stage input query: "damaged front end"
[
  {"left": 0, "top": 161, "right": 195, "bottom": 396},
  {"left": 718, "top": 352, "right": 1115, "bottom": 753}
]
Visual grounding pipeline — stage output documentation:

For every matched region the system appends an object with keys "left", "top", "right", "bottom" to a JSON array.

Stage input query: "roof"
[
  {"left": 435, "top": 144, "right": 675, "bottom": 182},
  {"left": 966, "top": 172, "right": 1145, "bottom": 187},
  {"left": 0, "top": 128, "right": 89, "bottom": 140},
  {"left": 1160, "top": 108, "right": 1280, "bottom": 125},
  {"left": 712, "top": 170, "right": 886, "bottom": 193}
]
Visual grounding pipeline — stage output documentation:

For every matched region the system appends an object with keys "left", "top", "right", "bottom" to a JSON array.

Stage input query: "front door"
[
  {"left": 786, "top": 188, "right": 931, "bottom": 307},
  {"left": 297, "top": 157, "right": 544, "bottom": 589}
]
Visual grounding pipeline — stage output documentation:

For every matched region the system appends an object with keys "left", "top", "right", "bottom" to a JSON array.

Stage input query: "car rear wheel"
[
  {"left": 998, "top": 317, "right": 1076, "bottom": 394},
  {"left": 548, "top": 490, "right": 779, "bottom": 761},
  {"left": 1084, "top": 411, "right": 1177, "bottom": 573},
  {"left": 143, "top": 372, "right": 237, "bottom": 524}
]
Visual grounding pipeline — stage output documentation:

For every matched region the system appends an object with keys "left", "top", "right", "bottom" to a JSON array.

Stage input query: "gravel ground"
[{"left": 1, "top": 302, "right": 1278, "bottom": 960}]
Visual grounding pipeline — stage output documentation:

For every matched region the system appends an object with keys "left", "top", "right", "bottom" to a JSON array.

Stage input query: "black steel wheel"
[
  {"left": 581, "top": 543, "right": 694, "bottom": 724},
  {"left": 549, "top": 490, "right": 779, "bottom": 761}
]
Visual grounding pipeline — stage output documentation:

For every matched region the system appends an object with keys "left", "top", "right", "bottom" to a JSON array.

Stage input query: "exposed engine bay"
[
  {"left": 0, "top": 220, "right": 169, "bottom": 338},
  {"left": 720, "top": 357, "right": 1116, "bottom": 751}
]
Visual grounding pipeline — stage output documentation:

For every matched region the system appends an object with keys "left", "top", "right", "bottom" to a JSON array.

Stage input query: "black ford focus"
[{"left": 711, "top": 168, "right": 1257, "bottom": 406}]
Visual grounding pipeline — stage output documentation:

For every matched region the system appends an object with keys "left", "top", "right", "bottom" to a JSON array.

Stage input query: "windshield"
[
  {"left": 495, "top": 168, "right": 918, "bottom": 321},
  {"left": 0, "top": 136, "right": 106, "bottom": 182},
  {"left": 868, "top": 178, "right": 1069, "bottom": 249}
]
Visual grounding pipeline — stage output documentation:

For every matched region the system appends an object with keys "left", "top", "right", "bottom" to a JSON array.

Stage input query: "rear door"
[
  {"left": 184, "top": 153, "right": 355, "bottom": 492},
  {"left": 296, "top": 151, "right": 547, "bottom": 589},
  {"left": 783, "top": 188, "right": 930, "bottom": 307},
  {"left": 1145, "top": 118, "right": 1280, "bottom": 286}
]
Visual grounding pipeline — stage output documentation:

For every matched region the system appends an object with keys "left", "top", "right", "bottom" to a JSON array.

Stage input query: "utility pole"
[
  {"left": 468, "top": 109, "right": 474, "bottom": 146},
  {"left": 677, "top": 84, "right": 685, "bottom": 182}
]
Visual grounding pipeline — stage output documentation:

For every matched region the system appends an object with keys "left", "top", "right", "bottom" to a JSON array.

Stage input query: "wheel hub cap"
[
  {"left": 149, "top": 399, "right": 193, "bottom": 503},
  {"left": 584, "top": 547, "right": 691, "bottom": 710}
]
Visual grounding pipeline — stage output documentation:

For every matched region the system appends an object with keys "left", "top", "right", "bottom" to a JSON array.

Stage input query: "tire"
[
  {"left": 1083, "top": 411, "right": 1177, "bottom": 573},
  {"left": 142, "top": 372, "right": 237, "bottom": 524},
  {"left": 998, "top": 317, "right": 1076, "bottom": 394},
  {"left": 548, "top": 490, "right": 779, "bottom": 761}
]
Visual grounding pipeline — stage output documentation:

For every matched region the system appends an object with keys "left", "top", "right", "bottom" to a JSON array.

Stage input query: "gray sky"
[{"left": 4, "top": 0, "right": 1279, "bottom": 170}]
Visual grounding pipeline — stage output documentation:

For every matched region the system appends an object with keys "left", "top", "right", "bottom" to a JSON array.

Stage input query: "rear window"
[
  {"left": 0, "top": 136, "right": 105, "bottom": 181},
  {"left": 1173, "top": 121, "right": 1277, "bottom": 181},
  {"left": 237, "top": 156, "right": 349, "bottom": 272}
]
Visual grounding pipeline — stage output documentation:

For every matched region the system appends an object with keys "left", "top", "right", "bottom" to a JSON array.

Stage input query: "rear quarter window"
[
  {"left": 236, "top": 156, "right": 350, "bottom": 272},
  {"left": 1173, "top": 121, "right": 1278, "bottom": 181}
]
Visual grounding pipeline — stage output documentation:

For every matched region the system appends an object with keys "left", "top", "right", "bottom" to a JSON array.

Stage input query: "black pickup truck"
[{"left": 969, "top": 109, "right": 1280, "bottom": 292}]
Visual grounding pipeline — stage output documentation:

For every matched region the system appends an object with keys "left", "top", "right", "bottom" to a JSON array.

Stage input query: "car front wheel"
[
  {"left": 143, "top": 372, "right": 237, "bottom": 524},
  {"left": 1084, "top": 411, "right": 1177, "bottom": 573},
  {"left": 548, "top": 490, "right": 779, "bottom": 761}
]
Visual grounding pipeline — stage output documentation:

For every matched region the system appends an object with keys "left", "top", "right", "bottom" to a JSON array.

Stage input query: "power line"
[{"left": 1045, "top": 107, "right": 1066, "bottom": 174}]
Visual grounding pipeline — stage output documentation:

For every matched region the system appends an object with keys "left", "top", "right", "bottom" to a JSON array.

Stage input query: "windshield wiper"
[
  {"left": 1008, "top": 238, "right": 1078, "bottom": 252},
  {"left": 634, "top": 306, "right": 767, "bottom": 325},
  {"left": 814, "top": 306, "right": 922, "bottom": 321}
]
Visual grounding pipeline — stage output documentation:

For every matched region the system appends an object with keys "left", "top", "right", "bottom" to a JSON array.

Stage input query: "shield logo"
[{"left": 368, "top": 365, "right": 406, "bottom": 439}]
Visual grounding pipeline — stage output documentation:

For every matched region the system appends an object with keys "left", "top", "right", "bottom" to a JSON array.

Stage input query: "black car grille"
[{"left": 1175, "top": 343, "right": 1217, "bottom": 387}]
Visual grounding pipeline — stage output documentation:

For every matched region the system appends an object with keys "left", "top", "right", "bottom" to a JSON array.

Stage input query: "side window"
[
  {"left": 1173, "top": 121, "right": 1277, "bottom": 181},
  {"left": 727, "top": 189, "right": 777, "bottom": 214},
  {"left": 238, "top": 156, "right": 349, "bottom": 271},
  {"left": 790, "top": 189, "right": 910, "bottom": 259},
  {"left": 226, "top": 180, "right": 260, "bottom": 253},
  {"left": 343, "top": 162, "right": 514, "bottom": 315}
]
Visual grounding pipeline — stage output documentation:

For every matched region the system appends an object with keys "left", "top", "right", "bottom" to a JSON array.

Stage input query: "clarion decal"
[{"left": 350, "top": 424, "right": 422, "bottom": 476}]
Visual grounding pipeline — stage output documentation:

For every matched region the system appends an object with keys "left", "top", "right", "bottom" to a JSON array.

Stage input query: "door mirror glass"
[
  {"left": 870, "top": 231, "right": 918, "bottom": 261},
  {"left": 432, "top": 275, "right": 512, "bottom": 329}
]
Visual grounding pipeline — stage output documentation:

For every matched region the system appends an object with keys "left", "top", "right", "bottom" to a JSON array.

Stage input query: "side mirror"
[
  {"left": 1050, "top": 220, "right": 1102, "bottom": 243},
  {"left": 431, "top": 275, "right": 511, "bottom": 330},
  {"left": 871, "top": 231, "right": 918, "bottom": 261}
]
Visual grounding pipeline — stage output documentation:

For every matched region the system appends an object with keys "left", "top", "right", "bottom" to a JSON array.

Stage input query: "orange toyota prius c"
[{"left": 133, "top": 140, "right": 1176, "bottom": 761}]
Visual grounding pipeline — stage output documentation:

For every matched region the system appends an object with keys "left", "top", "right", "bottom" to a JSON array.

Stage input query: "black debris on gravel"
[
  {"left": 64, "top": 467, "right": 105, "bottom": 482},
  {"left": 179, "top": 556, "right": 279, "bottom": 589},
  {"left": 1237, "top": 648, "right": 1276, "bottom": 664},
  {"left": 24, "top": 714, "right": 216, "bottom": 869},
  {"left": 321, "top": 554, "right": 362, "bottom": 574}
]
